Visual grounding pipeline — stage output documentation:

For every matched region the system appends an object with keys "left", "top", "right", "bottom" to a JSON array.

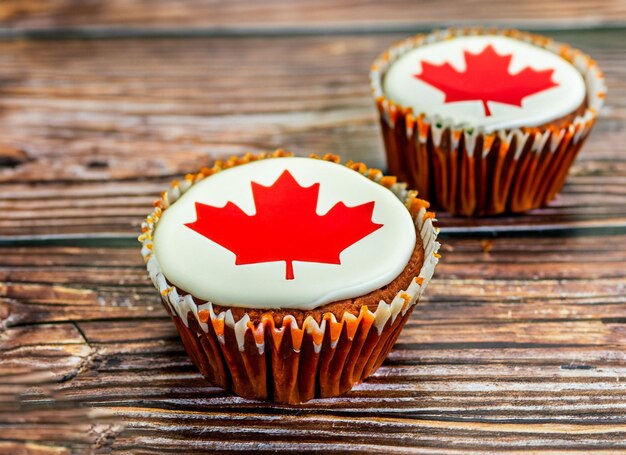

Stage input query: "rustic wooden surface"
[
  {"left": 0, "top": 1, "right": 625, "bottom": 453},
  {"left": 1, "top": 0, "right": 625, "bottom": 32}
]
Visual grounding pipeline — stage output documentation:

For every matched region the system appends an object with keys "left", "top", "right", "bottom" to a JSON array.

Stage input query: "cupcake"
[
  {"left": 139, "top": 151, "right": 440, "bottom": 404},
  {"left": 371, "top": 28, "right": 606, "bottom": 216}
]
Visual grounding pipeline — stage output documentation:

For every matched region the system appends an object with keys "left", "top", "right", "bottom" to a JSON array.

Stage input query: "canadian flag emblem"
[
  {"left": 185, "top": 170, "right": 383, "bottom": 280},
  {"left": 414, "top": 44, "right": 558, "bottom": 116}
]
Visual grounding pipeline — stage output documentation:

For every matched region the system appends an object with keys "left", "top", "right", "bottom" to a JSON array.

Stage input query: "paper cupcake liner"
[
  {"left": 139, "top": 151, "right": 440, "bottom": 404},
  {"left": 370, "top": 28, "right": 606, "bottom": 216}
]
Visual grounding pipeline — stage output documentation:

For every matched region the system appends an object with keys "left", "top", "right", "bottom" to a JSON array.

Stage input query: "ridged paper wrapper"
[{"left": 370, "top": 28, "right": 606, "bottom": 216}]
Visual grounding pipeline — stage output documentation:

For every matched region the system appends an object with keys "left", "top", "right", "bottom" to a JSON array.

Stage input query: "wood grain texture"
[
  {"left": 1, "top": 235, "right": 625, "bottom": 452},
  {"left": 1, "top": 2, "right": 625, "bottom": 452},
  {"left": 0, "top": 0, "right": 625, "bottom": 32},
  {"left": 0, "top": 29, "right": 624, "bottom": 238}
]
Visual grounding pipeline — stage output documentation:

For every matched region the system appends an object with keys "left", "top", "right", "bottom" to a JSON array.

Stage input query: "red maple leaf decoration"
[
  {"left": 414, "top": 44, "right": 558, "bottom": 116},
  {"left": 185, "top": 170, "right": 383, "bottom": 280}
]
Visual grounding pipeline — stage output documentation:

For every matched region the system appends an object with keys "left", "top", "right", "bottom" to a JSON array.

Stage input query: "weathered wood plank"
[
  {"left": 0, "top": 30, "right": 624, "bottom": 237},
  {"left": 0, "top": 32, "right": 621, "bottom": 183},
  {"left": 0, "top": 19, "right": 625, "bottom": 453},
  {"left": 1, "top": 235, "right": 625, "bottom": 328},
  {"left": 1, "top": 235, "right": 624, "bottom": 455},
  {"left": 1, "top": 168, "right": 626, "bottom": 237},
  {"left": 0, "top": 0, "right": 625, "bottom": 32}
]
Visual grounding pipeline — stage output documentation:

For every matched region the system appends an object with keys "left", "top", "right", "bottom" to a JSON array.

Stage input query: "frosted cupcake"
[
  {"left": 139, "top": 151, "right": 440, "bottom": 404},
  {"left": 371, "top": 29, "right": 606, "bottom": 216}
]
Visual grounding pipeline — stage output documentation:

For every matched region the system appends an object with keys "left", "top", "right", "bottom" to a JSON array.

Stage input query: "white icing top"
[
  {"left": 383, "top": 35, "right": 586, "bottom": 131},
  {"left": 153, "top": 157, "right": 417, "bottom": 310}
]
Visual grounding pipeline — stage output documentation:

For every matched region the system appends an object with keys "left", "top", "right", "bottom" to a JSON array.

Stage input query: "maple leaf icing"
[
  {"left": 185, "top": 170, "right": 383, "bottom": 280},
  {"left": 152, "top": 157, "right": 416, "bottom": 310},
  {"left": 381, "top": 35, "right": 586, "bottom": 131},
  {"left": 414, "top": 44, "right": 558, "bottom": 116}
]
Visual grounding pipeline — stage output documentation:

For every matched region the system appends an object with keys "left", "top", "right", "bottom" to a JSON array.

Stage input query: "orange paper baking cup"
[
  {"left": 139, "top": 151, "right": 440, "bottom": 404},
  {"left": 370, "top": 28, "right": 606, "bottom": 216}
]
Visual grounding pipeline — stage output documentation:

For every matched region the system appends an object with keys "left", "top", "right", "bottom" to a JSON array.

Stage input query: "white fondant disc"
[
  {"left": 153, "top": 157, "right": 417, "bottom": 310},
  {"left": 383, "top": 35, "right": 586, "bottom": 131}
]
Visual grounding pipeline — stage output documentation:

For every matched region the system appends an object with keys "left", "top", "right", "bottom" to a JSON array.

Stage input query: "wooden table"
[{"left": 1, "top": 1, "right": 625, "bottom": 453}]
